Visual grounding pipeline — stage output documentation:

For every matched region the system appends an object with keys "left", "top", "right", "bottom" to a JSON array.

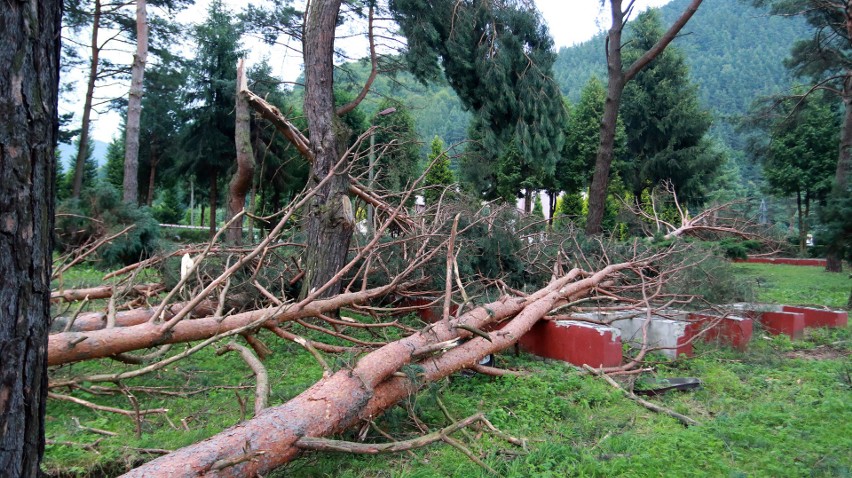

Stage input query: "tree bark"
[
  {"left": 300, "top": 0, "right": 355, "bottom": 299},
  {"left": 0, "top": 0, "right": 60, "bottom": 474},
  {"left": 146, "top": 141, "right": 158, "bottom": 206},
  {"left": 72, "top": 0, "right": 101, "bottom": 198},
  {"left": 227, "top": 59, "right": 255, "bottom": 245},
  {"left": 796, "top": 190, "right": 806, "bottom": 254},
  {"left": 50, "top": 300, "right": 215, "bottom": 333},
  {"left": 209, "top": 170, "right": 218, "bottom": 238},
  {"left": 48, "top": 284, "right": 397, "bottom": 366},
  {"left": 585, "top": 0, "right": 703, "bottom": 234},
  {"left": 826, "top": 70, "right": 852, "bottom": 272},
  {"left": 121, "top": 264, "right": 629, "bottom": 477},
  {"left": 123, "top": 0, "right": 148, "bottom": 205}
]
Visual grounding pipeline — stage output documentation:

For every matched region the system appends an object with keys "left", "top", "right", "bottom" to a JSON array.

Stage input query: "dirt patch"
[{"left": 784, "top": 346, "right": 851, "bottom": 360}]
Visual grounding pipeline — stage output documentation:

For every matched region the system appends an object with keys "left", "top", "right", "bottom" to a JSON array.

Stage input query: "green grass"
[
  {"left": 274, "top": 332, "right": 851, "bottom": 478},
  {"left": 43, "top": 262, "right": 852, "bottom": 477},
  {"left": 731, "top": 262, "right": 850, "bottom": 309}
]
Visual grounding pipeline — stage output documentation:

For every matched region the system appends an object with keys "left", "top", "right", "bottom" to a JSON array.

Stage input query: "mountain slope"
[
  {"left": 339, "top": 0, "right": 809, "bottom": 153},
  {"left": 553, "top": 0, "right": 809, "bottom": 144}
]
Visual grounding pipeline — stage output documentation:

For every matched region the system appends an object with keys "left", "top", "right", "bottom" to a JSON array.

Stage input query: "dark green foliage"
[
  {"left": 423, "top": 136, "right": 454, "bottom": 204},
  {"left": 239, "top": 0, "right": 301, "bottom": 46},
  {"left": 393, "top": 0, "right": 566, "bottom": 198},
  {"left": 54, "top": 150, "right": 70, "bottom": 201},
  {"left": 744, "top": 90, "right": 839, "bottom": 251},
  {"left": 815, "top": 188, "right": 852, "bottom": 263},
  {"left": 554, "top": 0, "right": 807, "bottom": 149},
  {"left": 64, "top": 135, "right": 99, "bottom": 193},
  {"left": 55, "top": 186, "right": 160, "bottom": 268},
  {"left": 560, "top": 77, "right": 626, "bottom": 195},
  {"left": 618, "top": 10, "right": 721, "bottom": 204},
  {"left": 369, "top": 99, "right": 420, "bottom": 192},
  {"left": 177, "top": 0, "right": 242, "bottom": 187},
  {"left": 153, "top": 186, "right": 184, "bottom": 224},
  {"left": 713, "top": 238, "right": 764, "bottom": 260},
  {"left": 137, "top": 59, "right": 190, "bottom": 201},
  {"left": 247, "top": 61, "right": 310, "bottom": 222},
  {"left": 762, "top": 94, "right": 837, "bottom": 199},
  {"left": 103, "top": 134, "right": 125, "bottom": 190},
  {"left": 753, "top": 0, "right": 852, "bottom": 90}
]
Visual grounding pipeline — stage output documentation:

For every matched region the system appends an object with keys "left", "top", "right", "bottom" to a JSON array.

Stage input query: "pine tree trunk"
[
  {"left": 209, "top": 171, "right": 218, "bottom": 238},
  {"left": 826, "top": 71, "right": 852, "bottom": 273},
  {"left": 796, "top": 191, "right": 806, "bottom": 254},
  {"left": 586, "top": 74, "right": 625, "bottom": 234},
  {"left": 547, "top": 190, "right": 557, "bottom": 230},
  {"left": 300, "top": 0, "right": 355, "bottom": 299},
  {"left": 72, "top": 0, "right": 101, "bottom": 198},
  {"left": 227, "top": 60, "right": 254, "bottom": 245},
  {"left": 839, "top": 74, "right": 852, "bottom": 192},
  {"left": 0, "top": 0, "right": 60, "bottom": 474},
  {"left": 123, "top": 0, "right": 148, "bottom": 205},
  {"left": 585, "top": 0, "right": 703, "bottom": 234},
  {"left": 146, "top": 143, "right": 158, "bottom": 206}
]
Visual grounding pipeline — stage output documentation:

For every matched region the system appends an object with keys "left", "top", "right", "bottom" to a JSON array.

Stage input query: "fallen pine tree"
[
  {"left": 120, "top": 261, "right": 640, "bottom": 476},
  {"left": 45, "top": 133, "right": 766, "bottom": 476}
]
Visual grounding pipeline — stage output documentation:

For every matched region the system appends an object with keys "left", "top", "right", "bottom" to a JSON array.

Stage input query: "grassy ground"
[
  {"left": 43, "top": 263, "right": 851, "bottom": 477},
  {"left": 731, "top": 262, "right": 850, "bottom": 309}
]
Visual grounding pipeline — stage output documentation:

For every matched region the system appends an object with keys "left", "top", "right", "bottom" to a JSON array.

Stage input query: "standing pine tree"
[
  {"left": 178, "top": 0, "right": 242, "bottom": 237},
  {"left": 104, "top": 133, "right": 126, "bottom": 190},
  {"left": 423, "top": 135, "right": 454, "bottom": 204},
  {"left": 619, "top": 10, "right": 721, "bottom": 204},
  {"left": 394, "top": 0, "right": 566, "bottom": 202},
  {"left": 751, "top": 0, "right": 852, "bottom": 272},
  {"left": 370, "top": 100, "right": 420, "bottom": 193}
]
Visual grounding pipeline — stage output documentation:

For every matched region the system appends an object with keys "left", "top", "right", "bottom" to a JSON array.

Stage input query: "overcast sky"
[{"left": 68, "top": 0, "right": 672, "bottom": 144}]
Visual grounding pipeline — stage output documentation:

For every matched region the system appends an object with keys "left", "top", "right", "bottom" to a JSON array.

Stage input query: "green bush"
[
  {"left": 715, "top": 238, "right": 763, "bottom": 260},
  {"left": 55, "top": 186, "right": 160, "bottom": 268}
]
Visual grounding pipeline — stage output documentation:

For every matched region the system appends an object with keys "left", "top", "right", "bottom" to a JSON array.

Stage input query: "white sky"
[{"left": 64, "top": 0, "right": 672, "bottom": 144}]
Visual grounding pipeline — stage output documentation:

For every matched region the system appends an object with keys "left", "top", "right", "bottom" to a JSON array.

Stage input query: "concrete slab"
[{"left": 570, "top": 309, "right": 694, "bottom": 359}]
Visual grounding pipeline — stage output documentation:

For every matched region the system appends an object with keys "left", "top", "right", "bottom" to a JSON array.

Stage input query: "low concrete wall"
[
  {"left": 519, "top": 320, "right": 622, "bottom": 368},
  {"left": 734, "top": 257, "right": 827, "bottom": 267},
  {"left": 781, "top": 305, "right": 848, "bottom": 328},
  {"left": 689, "top": 313, "right": 753, "bottom": 351},
  {"left": 568, "top": 310, "right": 693, "bottom": 359}
]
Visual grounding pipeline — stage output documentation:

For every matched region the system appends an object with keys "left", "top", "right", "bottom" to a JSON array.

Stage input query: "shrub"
[{"left": 55, "top": 186, "right": 160, "bottom": 268}]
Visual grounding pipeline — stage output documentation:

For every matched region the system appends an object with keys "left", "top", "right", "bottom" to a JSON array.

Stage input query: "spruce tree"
[
  {"left": 619, "top": 10, "right": 719, "bottom": 204},
  {"left": 178, "top": 0, "right": 242, "bottom": 236},
  {"left": 393, "top": 0, "right": 566, "bottom": 199},
  {"left": 423, "top": 136, "right": 454, "bottom": 204}
]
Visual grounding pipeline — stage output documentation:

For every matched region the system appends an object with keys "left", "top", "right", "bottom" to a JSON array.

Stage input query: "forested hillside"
[
  {"left": 554, "top": 0, "right": 809, "bottom": 145},
  {"left": 348, "top": 0, "right": 808, "bottom": 150}
]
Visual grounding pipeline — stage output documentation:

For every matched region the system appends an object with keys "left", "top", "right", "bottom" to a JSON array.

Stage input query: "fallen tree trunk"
[
  {"left": 48, "top": 284, "right": 398, "bottom": 366},
  {"left": 50, "top": 300, "right": 215, "bottom": 333},
  {"left": 50, "top": 283, "right": 163, "bottom": 303},
  {"left": 122, "top": 263, "right": 632, "bottom": 477}
]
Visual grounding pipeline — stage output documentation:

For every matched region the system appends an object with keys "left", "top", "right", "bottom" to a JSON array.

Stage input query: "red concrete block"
[
  {"left": 737, "top": 257, "right": 827, "bottom": 267},
  {"left": 395, "top": 297, "right": 457, "bottom": 324},
  {"left": 781, "top": 306, "right": 848, "bottom": 328},
  {"left": 672, "top": 320, "right": 702, "bottom": 358},
  {"left": 519, "top": 320, "right": 622, "bottom": 368},
  {"left": 688, "top": 313, "right": 753, "bottom": 351},
  {"left": 758, "top": 311, "right": 805, "bottom": 339}
]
